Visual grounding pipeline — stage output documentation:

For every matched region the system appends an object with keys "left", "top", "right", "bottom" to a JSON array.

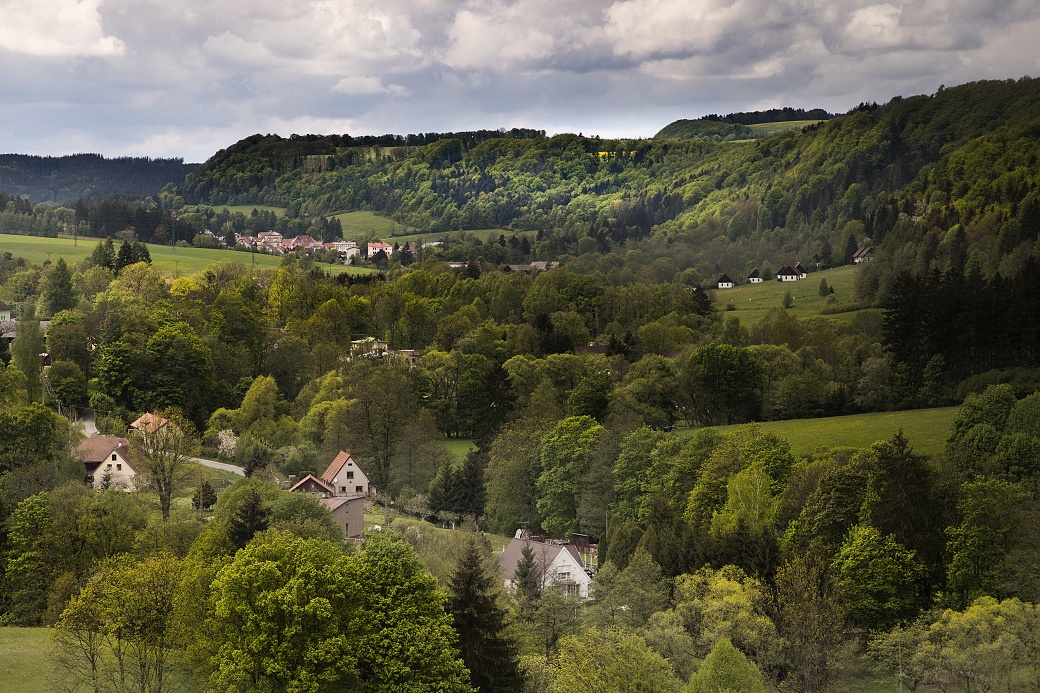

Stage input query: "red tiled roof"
[
  {"left": 321, "top": 450, "right": 353, "bottom": 484},
  {"left": 130, "top": 412, "right": 167, "bottom": 431}
]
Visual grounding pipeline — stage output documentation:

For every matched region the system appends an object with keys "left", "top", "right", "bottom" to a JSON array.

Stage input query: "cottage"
[
  {"left": 321, "top": 496, "right": 366, "bottom": 539},
  {"left": 853, "top": 246, "right": 874, "bottom": 264},
  {"left": 289, "top": 473, "right": 335, "bottom": 496},
  {"left": 716, "top": 273, "right": 735, "bottom": 289},
  {"left": 498, "top": 531, "right": 593, "bottom": 599},
  {"left": 748, "top": 269, "right": 763, "bottom": 284},
  {"left": 777, "top": 265, "right": 799, "bottom": 282},
  {"left": 321, "top": 450, "right": 375, "bottom": 496},
  {"left": 0, "top": 301, "right": 12, "bottom": 321},
  {"left": 367, "top": 241, "right": 393, "bottom": 258},
  {"left": 77, "top": 437, "right": 136, "bottom": 490},
  {"left": 794, "top": 262, "right": 808, "bottom": 279}
]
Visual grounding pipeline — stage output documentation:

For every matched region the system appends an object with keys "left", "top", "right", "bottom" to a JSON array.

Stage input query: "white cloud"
[
  {"left": 332, "top": 75, "right": 408, "bottom": 95},
  {"left": 0, "top": 0, "right": 124, "bottom": 57}
]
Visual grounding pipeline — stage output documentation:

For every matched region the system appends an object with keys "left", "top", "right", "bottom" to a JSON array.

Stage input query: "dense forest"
[
  {"left": 2, "top": 77, "right": 1040, "bottom": 692},
  {"left": 0, "top": 154, "right": 195, "bottom": 204}
]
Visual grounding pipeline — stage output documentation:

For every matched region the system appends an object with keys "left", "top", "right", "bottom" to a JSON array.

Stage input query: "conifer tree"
[
  {"left": 228, "top": 488, "right": 269, "bottom": 549},
  {"left": 446, "top": 535, "right": 523, "bottom": 693},
  {"left": 513, "top": 542, "right": 541, "bottom": 604},
  {"left": 43, "top": 258, "right": 77, "bottom": 316}
]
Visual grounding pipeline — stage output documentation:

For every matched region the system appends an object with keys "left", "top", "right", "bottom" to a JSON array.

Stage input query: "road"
[{"left": 78, "top": 408, "right": 245, "bottom": 476}]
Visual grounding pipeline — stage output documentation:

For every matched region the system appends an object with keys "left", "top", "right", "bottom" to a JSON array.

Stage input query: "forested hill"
[
  {"left": 180, "top": 77, "right": 1040, "bottom": 275},
  {"left": 653, "top": 107, "right": 837, "bottom": 140},
  {"left": 0, "top": 153, "right": 195, "bottom": 204}
]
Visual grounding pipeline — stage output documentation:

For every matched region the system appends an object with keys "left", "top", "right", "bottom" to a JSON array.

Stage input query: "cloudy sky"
[{"left": 2, "top": 0, "right": 1039, "bottom": 162}]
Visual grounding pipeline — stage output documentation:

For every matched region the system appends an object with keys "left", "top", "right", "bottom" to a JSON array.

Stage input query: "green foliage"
[
  {"left": 831, "top": 524, "right": 924, "bottom": 630},
  {"left": 537, "top": 416, "right": 603, "bottom": 536},
  {"left": 446, "top": 535, "right": 523, "bottom": 693},
  {"left": 685, "top": 638, "right": 765, "bottom": 693},
  {"left": 549, "top": 627, "right": 681, "bottom": 693}
]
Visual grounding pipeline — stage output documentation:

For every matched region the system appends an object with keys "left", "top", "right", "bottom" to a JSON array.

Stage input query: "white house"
[
  {"left": 321, "top": 450, "right": 375, "bottom": 496},
  {"left": 748, "top": 269, "right": 763, "bottom": 283},
  {"left": 77, "top": 437, "right": 136, "bottom": 490},
  {"left": 716, "top": 273, "right": 735, "bottom": 289},
  {"left": 777, "top": 265, "right": 799, "bottom": 282},
  {"left": 367, "top": 241, "right": 393, "bottom": 258},
  {"left": 853, "top": 246, "right": 874, "bottom": 264},
  {"left": 794, "top": 262, "right": 808, "bottom": 279},
  {"left": 0, "top": 301, "right": 12, "bottom": 321},
  {"left": 498, "top": 531, "right": 593, "bottom": 599}
]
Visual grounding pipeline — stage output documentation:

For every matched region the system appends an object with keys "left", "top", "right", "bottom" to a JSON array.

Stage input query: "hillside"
[
  {"left": 0, "top": 153, "right": 195, "bottom": 203},
  {"left": 177, "top": 79, "right": 1040, "bottom": 278}
]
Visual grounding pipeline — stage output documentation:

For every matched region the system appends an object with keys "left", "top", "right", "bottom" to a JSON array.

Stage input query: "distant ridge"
[
  {"left": 0, "top": 153, "right": 196, "bottom": 204},
  {"left": 654, "top": 107, "right": 836, "bottom": 140}
]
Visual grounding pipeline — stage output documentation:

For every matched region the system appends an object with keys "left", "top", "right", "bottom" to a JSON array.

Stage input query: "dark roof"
[
  {"left": 748, "top": 268, "right": 761, "bottom": 279},
  {"left": 794, "top": 262, "right": 808, "bottom": 273},
  {"left": 289, "top": 473, "right": 334, "bottom": 495},
  {"left": 717, "top": 273, "right": 734, "bottom": 284},
  {"left": 777, "top": 265, "right": 798, "bottom": 276},
  {"left": 75, "top": 437, "right": 132, "bottom": 466},
  {"left": 0, "top": 301, "right": 11, "bottom": 310},
  {"left": 498, "top": 537, "right": 568, "bottom": 580},
  {"left": 852, "top": 246, "right": 873, "bottom": 258}
]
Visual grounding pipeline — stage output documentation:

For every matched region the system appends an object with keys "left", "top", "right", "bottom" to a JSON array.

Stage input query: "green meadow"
[
  {"left": 0, "top": 627, "right": 51, "bottom": 693},
  {"left": 209, "top": 204, "right": 287, "bottom": 218},
  {"left": 707, "top": 406, "right": 959, "bottom": 458},
  {"left": 747, "top": 120, "right": 824, "bottom": 136},
  {"left": 712, "top": 264, "right": 865, "bottom": 323},
  {"left": 0, "top": 234, "right": 373, "bottom": 277},
  {"left": 333, "top": 210, "right": 415, "bottom": 239}
]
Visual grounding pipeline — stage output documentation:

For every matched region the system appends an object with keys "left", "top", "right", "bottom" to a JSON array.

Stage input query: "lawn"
[
  {"left": 208, "top": 204, "right": 287, "bottom": 218},
  {"left": 0, "top": 233, "right": 373, "bottom": 277},
  {"left": 713, "top": 264, "right": 866, "bottom": 324},
  {"left": 747, "top": 120, "right": 824, "bottom": 136},
  {"left": 442, "top": 438, "right": 477, "bottom": 463},
  {"left": 0, "top": 627, "right": 52, "bottom": 693},
  {"left": 707, "top": 406, "right": 959, "bottom": 457},
  {"left": 333, "top": 211, "right": 414, "bottom": 239}
]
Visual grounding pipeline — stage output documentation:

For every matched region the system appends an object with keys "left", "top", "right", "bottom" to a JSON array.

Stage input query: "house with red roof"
[{"left": 321, "top": 450, "right": 375, "bottom": 496}]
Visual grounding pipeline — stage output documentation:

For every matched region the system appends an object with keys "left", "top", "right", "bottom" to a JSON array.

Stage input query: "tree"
[
  {"left": 585, "top": 549, "right": 670, "bottom": 630},
  {"left": 45, "top": 359, "right": 87, "bottom": 407},
  {"left": 52, "top": 553, "right": 183, "bottom": 693},
  {"left": 11, "top": 314, "right": 44, "bottom": 402},
  {"left": 128, "top": 413, "right": 200, "bottom": 521},
  {"left": 446, "top": 535, "right": 523, "bottom": 693},
  {"left": 191, "top": 480, "right": 217, "bottom": 511},
  {"left": 686, "top": 638, "right": 766, "bottom": 693},
  {"left": 678, "top": 344, "right": 764, "bottom": 426},
  {"left": 228, "top": 488, "right": 270, "bottom": 549},
  {"left": 549, "top": 627, "right": 681, "bottom": 693},
  {"left": 773, "top": 554, "right": 844, "bottom": 693},
  {"left": 817, "top": 279, "right": 831, "bottom": 297},
  {"left": 43, "top": 258, "right": 77, "bottom": 316},
  {"left": 831, "top": 524, "right": 924, "bottom": 630},
  {"left": 2, "top": 492, "right": 54, "bottom": 625},
  {"left": 782, "top": 289, "right": 794, "bottom": 308},
  {"left": 537, "top": 416, "right": 603, "bottom": 536}
]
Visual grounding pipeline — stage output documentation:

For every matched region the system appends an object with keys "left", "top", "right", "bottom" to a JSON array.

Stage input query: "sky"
[{"left": 2, "top": 0, "right": 1039, "bottom": 163}]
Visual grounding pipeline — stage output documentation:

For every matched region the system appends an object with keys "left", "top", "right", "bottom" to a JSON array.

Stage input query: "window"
[
  {"left": 558, "top": 571, "right": 570, "bottom": 580},
  {"left": 356, "top": 486, "right": 363, "bottom": 493},
  {"left": 346, "top": 471, "right": 354, "bottom": 479},
  {"left": 116, "top": 464, "right": 122, "bottom": 471},
  {"left": 339, "top": 486, "right": 346, "bottom": 493},
  {"left": 112, "top": 453, "right": 117, "bottom": 461},
  {"left": 106, "top": 464, "right": 112, "bottom": 470}
]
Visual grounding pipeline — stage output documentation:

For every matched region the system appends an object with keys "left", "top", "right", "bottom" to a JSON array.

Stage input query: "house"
[
  {"left": 0, "top": 301, "right": 12, "bottom": 321},
  {"left": 367, "top": 241, "right": 393, "bottom": 258},
  {"left": 130, "top": 412, "right": 168, "bottom": 432},
  {"left": 716, "top": 273, "right": 735, "bottom": 289},
  {"left": 777, "top": 265, "right": 799, "bottom": 282},
  {"left": 289, "top": 473, "right": 335, "bottom": 496},
  {"left": 76, "top": 437, "right": 136, "bottom": 490},
  {"left": 320, "top": 496, "right": 366, "bottom": 539},
  {"left": 811, "top": 252, "right": 822, "bottom": 267},
  {"left": 257, "top": 231, "right": 284, "bottom": 249},
  {"left": 498, "top": 530, "right": 593, "bottom": 599},
  {"left": 853, "top": 246, "right": 874, "bottom": 264},
  {"left": 794, "top": 262, "right": 808, "bottom": 279},
  {"left": 329, "top": 240, "right": 360, "bottom": 261},
  {"left": 321, "top": 450, "right": 375, "bottom": 496},
  {"left": 748, "top": 269, "right": 763, "bottom": 283}
]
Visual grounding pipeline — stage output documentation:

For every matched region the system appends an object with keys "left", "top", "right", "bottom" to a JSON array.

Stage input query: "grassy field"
[
  {"left": 0, "top": 627, "right": 52, "bottom": 693},
  {"left": 334, "top": 211, "right": 414, "bottom": 239},
  {"left": 208, "top": 204, "right": 287, "bottom": 218},
  {"left": 0, "top": 233, "right": 373, "bottom": 277},
  {"left": 708, "top": 406, "right": 959, "bottom": 457},
  {"left": 713, "top": 264, "right": 866, "bottom": 324},
  {"left": 747, "top": 120, "right": 824, "bottom": 136},
  {"left": 442, "top": 438, "right": 478, "bottom": 463}
]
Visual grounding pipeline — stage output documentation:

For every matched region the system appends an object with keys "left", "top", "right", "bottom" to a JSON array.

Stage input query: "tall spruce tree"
[
  {"left": 228, "top": 488, "right": 270, "bottom": 549},
  {"left": 446, "top": 536, "right": 523, "bottom": 693},
  {"left": 42, "top": 258, "right": 76, "bottom": 316}
]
